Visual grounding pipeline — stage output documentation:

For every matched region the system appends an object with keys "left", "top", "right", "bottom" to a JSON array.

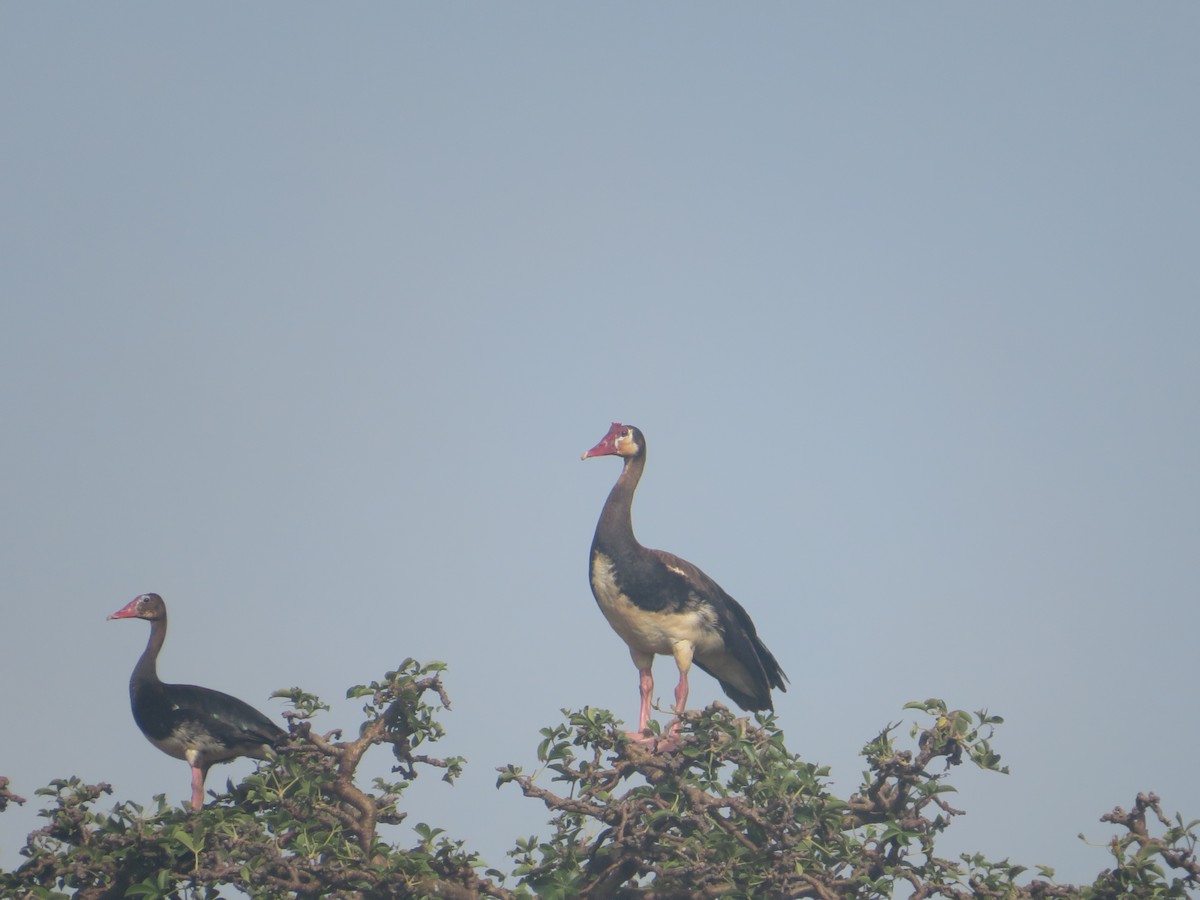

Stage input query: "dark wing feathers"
[
  {"left": 607, "top": 548, "right": 693, "bottom": 613},
  {"left": 650, "top": 549, "right": 789, "bottom": 711},
  {"left": 164, "top": 683, "right": 285, "bottom": 751}
]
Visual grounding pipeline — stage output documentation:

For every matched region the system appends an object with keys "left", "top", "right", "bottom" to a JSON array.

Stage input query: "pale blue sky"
[{"left": 2, "top": 4, "right": 1198, "bottom": 887}]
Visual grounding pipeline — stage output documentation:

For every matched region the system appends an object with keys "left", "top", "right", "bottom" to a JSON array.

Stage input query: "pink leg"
[
  {"left": 665, "top": 668, "right": 691, "bottom": 736},
  {"left": 190, "top": 765, "right": 207, "bottom": 811},
  {"left": 673, "top": 667, "right": 690, "bottom": 716},
  {"left": 636, "top": 667, "right": 654, "bottom": 734},
  {"left": 666, "top": 643, "right": 695, "bottom": 738},
  {"left": 626, "top": 651, "right": 656, "bottom": 739}
]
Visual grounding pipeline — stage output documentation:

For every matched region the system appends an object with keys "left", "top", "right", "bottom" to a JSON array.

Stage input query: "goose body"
[
  {"left": 582, "top": 423, "right": 787, "bottom": 736},
  {"left": 109, "top": 593, "right": 284, "bottom": 809}
]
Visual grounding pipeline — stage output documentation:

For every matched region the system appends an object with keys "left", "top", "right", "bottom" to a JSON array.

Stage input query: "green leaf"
[{"left": 170, "top": 825, "right": 199, "bottom": 853}]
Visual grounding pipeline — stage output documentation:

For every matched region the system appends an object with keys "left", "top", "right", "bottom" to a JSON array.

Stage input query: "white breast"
[{"left": 590, "top": 551, "right": 723, "bottom": 657}]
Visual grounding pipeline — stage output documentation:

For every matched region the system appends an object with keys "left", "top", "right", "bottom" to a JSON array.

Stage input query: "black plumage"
[
  {"left": 108, "top": 593, "right": 284, "bottom": 810},
  {"left": 582, "top": 423, "right": 788, "bottom": 736}
]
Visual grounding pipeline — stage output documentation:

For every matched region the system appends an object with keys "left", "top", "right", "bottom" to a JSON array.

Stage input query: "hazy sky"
[{"left": 3, "top": 4, "right": 1198, "bottom": 888}]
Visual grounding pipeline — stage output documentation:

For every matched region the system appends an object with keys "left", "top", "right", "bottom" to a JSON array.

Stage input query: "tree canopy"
[{"left": 2, "top": 659, "right": 1196, "bottom": 898}]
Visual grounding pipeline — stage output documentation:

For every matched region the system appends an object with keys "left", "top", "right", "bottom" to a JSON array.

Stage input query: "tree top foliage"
[{"left": 2, "top": 660, "right": 1196, "bottom": 898}]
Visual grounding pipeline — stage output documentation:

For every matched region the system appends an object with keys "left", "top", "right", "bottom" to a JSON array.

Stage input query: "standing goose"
[
  {"left": 582, "top": 423, "right": 787, "bottom": 737},
  {"left": 108, "top": 593, "right": 285, "bottom": 810}
]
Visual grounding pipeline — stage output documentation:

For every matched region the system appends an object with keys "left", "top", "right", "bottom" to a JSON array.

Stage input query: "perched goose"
[
  {"left": 108, "top": 593, "right": 284, "bottom": 810},
  {"left": 583, "top": 423, "right": 787, "bottom": 736}
]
